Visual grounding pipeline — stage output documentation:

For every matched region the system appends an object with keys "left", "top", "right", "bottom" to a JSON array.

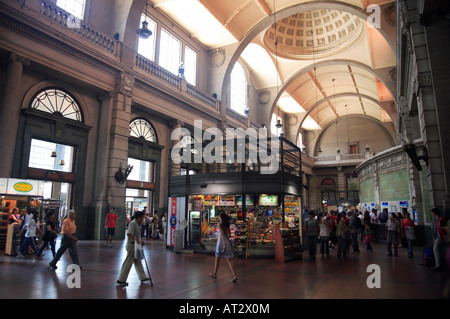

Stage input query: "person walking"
[
  {"left": 386, "top": 213, "right": 400, "bottom": 256},
  {"left": 319, "top": 213, "right": 331, "bottom": 257},
  {"left": 303, "top": 211, "right": 319, "bottom": 259},
  {"left": 104, "top": 207, "right": 118, "bottom": 247},
  {"left": 209, "top": 211, "right": 237, "bottom": 283},
  {"left": 17, "top": 209, "right": 43, "bottom": 259},
  {"left": 49, "top": 210, "right": 81, "bottom": 269},
  {"left": 430, "top": 207, "right": 446, "bottom": 271},
  {"left": 401, "top": 212, "right": 415, "bottom": 258},
  {"left": 152, "top": 211, "right": 159, "bottom": 239},
  {"left": 117, "top": 211, "right": 150, "bottom": 286},
  {"left": 36, "top": 211, "right": 58, "bottom": 258},
  {"left": 335, "top": 212, "right": 349, "bottom": 259},
  {"left": 348, "top": 210, "right": 360, "bottom": 254},
  {"left": 363, "top": 221, "right": 374, "bottom": 252}
]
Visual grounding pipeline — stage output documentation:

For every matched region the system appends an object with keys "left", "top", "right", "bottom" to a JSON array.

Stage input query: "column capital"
[{"left": 9, "top": 52, "right": 30, "bottom": 67}]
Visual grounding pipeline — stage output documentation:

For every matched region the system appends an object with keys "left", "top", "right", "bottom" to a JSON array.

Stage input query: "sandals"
[
  {"left": 231, "top": 276, "right": 237, "bottom": 283},
  {"left": 209, "top": 272, "right": 217, "bottom": 279}
]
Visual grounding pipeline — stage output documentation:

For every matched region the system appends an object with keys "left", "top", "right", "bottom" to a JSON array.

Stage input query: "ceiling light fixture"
[
  {"left": 136, "top": 0, "right": 152, "bottom": 39},
  {"left": 333, "top": 79, "right": 341, "bottom": 160},
  {"left": 273, "top": 0, "right": 282, "bottom": 135},
  {"left": 311, "top": 12, "right": 321, "bottom": 154}
]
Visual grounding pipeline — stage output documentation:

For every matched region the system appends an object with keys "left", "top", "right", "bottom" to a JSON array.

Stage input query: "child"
[{"left": 363, "top": 221, "right": 373, "bottom": 252}]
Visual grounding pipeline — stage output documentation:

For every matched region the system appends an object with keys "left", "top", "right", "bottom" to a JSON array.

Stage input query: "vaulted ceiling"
[{"left": 150, "top": 0, "right": 396, "bottom": 133}]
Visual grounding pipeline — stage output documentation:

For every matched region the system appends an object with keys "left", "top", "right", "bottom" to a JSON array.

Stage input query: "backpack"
[{"left": 421, "top": 247, "right": 435, "bottom": 267}]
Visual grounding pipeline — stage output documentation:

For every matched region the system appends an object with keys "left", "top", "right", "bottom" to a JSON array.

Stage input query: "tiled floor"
[{"left": 0, "top": 238, "right": 448, "bottom": 300}]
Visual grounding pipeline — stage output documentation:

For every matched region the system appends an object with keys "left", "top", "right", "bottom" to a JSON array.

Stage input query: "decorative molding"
[
  {"left": 9, "top": 52, "right": 30, "bottom": 66},
  {"left": 210, "top": 48, "right": 225, "bottom": 68},
  {"left": 117, "top": 71, "right": 135, "bottom": 98},
  {"left": 384, "top": 4, "right": 396, "bottom": 27},
  {"left": 0, "top": 12, "right": 117, "bottom": 75},
  {"left": 259, "top": 90, "right": 271, "bottom": 104}
]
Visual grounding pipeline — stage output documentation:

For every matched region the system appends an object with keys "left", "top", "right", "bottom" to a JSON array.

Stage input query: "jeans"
[
  {"left": 337, "top": 236, "right": 348, "bottom": 257},
  {"left": 433, "top": 236, "right": 442, "bottom": 267},
  {"left": 37, "top": 238, "right": 56, "bottom": 257},
  {"left": 307, "top": 235, "right": 318, "bottom": 258},
  {"left": 320, "top": 236, "right": 329, "bottom": 255},
  {"left": 50, "top": 234, "right": 80, "bottom": 266},
  {"left": 387, "top": 230, "right": 398, "bottom": 255},
  {"left": 19, "top": 236, "right": 38, "bottom": 255},
  {"left": 351, "top": 233, "right": 360, "bottom": 252}
]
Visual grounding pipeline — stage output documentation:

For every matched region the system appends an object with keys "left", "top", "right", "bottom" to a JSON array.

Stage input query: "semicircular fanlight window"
[
  {"left": 129, "top": 118, "right": 157, "bottom": 143},
  {"left": 30, "top": 88, "right": 83, "bottom": 122}
]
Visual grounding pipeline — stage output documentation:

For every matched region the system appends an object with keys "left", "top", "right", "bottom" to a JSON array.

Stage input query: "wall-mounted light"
[
  {"left": 59, "top": 160, "right": 65, "bottom": 166},
  {"left": 51, "top": 151, "right": 57, "bottom": 158},
  {"left": 403, "top": 143, "right": 428, "bottom": 171},
  {"left": 115, "top": 163, "right": 134, "bottom": 184}
]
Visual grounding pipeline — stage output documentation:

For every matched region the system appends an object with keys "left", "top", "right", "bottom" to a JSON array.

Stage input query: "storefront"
[
  {"left": 168, "top": 136, "right": 303, "bottom": 258},
  {"left": 0, "top": 178, "right": 45, "bottom": 254}
]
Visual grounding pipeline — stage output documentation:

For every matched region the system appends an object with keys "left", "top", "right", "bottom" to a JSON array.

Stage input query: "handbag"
[
  {"left": 405, "top": 226, "right": 416, "bottom": 240},
  {"left": 134, "top": 242, "right": 144, "bottom": 260}
]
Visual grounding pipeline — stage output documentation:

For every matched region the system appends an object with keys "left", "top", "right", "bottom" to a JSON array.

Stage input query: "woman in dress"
[{"left": 209, "top": 211, "right": 237, "bottom": 282}]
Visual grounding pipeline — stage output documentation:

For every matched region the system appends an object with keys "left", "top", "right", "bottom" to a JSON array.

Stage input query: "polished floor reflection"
[{"left": 0, "top": 238, "right": 448, "bottom": 299}]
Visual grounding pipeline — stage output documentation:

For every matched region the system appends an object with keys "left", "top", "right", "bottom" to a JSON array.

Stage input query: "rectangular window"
[
  {"left": 184, "top": 46, "right": 197, "bottom": 85},
  {"left": 56, "top": 0, "right": 86, "bottom": 20},
  {"left": 159, "top": 29, "right": 181, "bottom": 75},
  {"left": 127, "top": 158, "right": 154, "bottom": 182},
  {"left": 29, "top": 139, "right": 74, "bottom": 173},
  {"left": 137, "top": 15, "right": 157, "bottom": 61}
]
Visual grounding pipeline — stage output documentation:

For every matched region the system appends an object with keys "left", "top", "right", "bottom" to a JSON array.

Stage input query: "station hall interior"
[{"left": 0, "top": 0, "right": 449, "bottom": 300}]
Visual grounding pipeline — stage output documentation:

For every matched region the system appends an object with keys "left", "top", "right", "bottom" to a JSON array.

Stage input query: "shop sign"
[
  {"left": 0, "top": 178, "right": 7, "bottom": 194},
  {"left": 170, "top": 197, "right": 177, "bottom": 247},
  {"left": 2, "top": 178, "right": 44, "bottom": 196},
  {"left": 219, "top": 195, "right": 235, "bottom": 206},
  {"left": 235, "top": 195, "right": 253, "bottom": 206},
  {"left": 399, "top": 201, "right": 408, "bottom": 207},
  {"left": 259, "top": 194, "right": 278, "bottom": 206}
]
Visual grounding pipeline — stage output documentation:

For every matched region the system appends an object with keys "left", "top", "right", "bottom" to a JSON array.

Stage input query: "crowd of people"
[
  {"left": 303, "top": 207, "right": 448, "bottom": 271},
  {"left": 7, "top": 205, "right": 448, "bottom": 287}
]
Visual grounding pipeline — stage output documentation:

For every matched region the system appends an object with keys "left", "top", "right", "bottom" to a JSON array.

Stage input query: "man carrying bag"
[{"left": 117, "top": 211, "right": 151, "bottom": 286}]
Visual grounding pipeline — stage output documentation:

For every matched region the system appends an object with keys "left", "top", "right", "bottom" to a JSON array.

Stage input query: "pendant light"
[
  {"left": 137, "top": 1, "right": 152, "bottom": 39},
  {"left": 273, "top": 0, "right": 282, "bottom": 134}
]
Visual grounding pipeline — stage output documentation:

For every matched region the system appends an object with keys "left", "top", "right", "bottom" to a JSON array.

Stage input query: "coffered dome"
[{"left": 264, "top": 9, "right": 364, "bottom": 60}]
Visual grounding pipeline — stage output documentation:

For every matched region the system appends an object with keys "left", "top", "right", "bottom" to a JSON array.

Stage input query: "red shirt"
[{"left": 106, "top": 213, "right": 118, "bottom": 228}]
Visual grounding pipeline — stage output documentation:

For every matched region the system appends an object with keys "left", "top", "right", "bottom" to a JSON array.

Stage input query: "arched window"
[
  {"left": 30, "top": 88, "right": 83, "bottom": 122},
  {"left": 230, "top": 61, "right": 247, "bottom": 116},
  {"left": 56, "top": 0, "right": 86, "bottom": 20},
  {"left": 129, "top": 118, "right": 157, "bottom": 143}
]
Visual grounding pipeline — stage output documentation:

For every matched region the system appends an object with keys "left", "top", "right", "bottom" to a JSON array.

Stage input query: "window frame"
[{"left": 230, "top": 60, "right": 248, "bottom": 117}]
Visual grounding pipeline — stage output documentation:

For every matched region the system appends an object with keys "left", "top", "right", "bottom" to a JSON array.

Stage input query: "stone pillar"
[
  {"left": 106, "top": 72, "right": 134, "bottom": 239},
  {"left": 90, "top": 92, "right": 114, "bottom": 240},
  {"left": 169, "top": 120, "right": 184, "bottom": 177},
  {"left": 402, "top": 0, "right": 447, "bottom": 216},
  {"left": 0, "top": 53, "right": 30, "bottom": 177}
]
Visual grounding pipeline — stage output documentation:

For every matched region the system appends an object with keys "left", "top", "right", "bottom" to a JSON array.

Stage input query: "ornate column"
[
  {"left": 105, "top": 71, "right": 134, "bottom": 239},
  {"left": 0, "top": 53, "right": 30, "bottom": 177},
  {"left": 404, "top": 1, "right": 447, "bottom": 216},
  {"left": 90, "top": 92, "right": 114, "bottom": 239}
]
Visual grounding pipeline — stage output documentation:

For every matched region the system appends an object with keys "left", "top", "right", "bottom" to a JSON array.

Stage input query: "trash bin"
[{"left": 174, "top": 230, "right": 183, "bottom": 252}]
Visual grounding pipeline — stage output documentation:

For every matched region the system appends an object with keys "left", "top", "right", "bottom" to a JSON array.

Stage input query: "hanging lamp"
[{"left": 137, "top": 0, "right": 152, "bottom": 39}]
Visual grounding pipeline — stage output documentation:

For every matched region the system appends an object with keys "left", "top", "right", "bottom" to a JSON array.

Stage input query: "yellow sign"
[{"left": 13, "top": 182, "right": 33, "bottom": 193}]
